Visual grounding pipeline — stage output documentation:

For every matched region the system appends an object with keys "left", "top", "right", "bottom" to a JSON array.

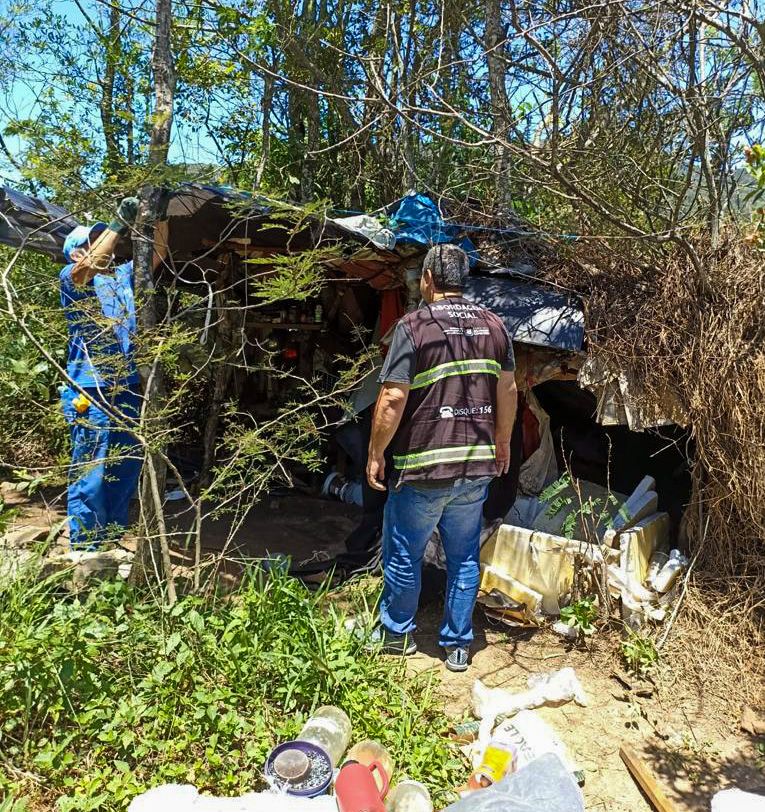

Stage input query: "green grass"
[{"left": 0, "top": 568, "right": 465, "bottom": 811}]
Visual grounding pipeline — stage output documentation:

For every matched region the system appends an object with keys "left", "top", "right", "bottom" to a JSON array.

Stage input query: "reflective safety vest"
[{"left": 391, "top": 296, "right": 510, "bottom": 485}]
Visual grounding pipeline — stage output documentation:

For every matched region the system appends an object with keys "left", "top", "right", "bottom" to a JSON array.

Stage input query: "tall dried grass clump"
[{"left": 543, "top": 232, "right": 765, "bottom": 710}]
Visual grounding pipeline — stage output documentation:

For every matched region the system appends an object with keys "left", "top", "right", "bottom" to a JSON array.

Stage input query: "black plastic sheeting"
[
  {"left": 463, "top": 274, "right": 584, "bottom": 352},
  {"left": 0, "top": 185, "right": 78, "bottom": 261}
]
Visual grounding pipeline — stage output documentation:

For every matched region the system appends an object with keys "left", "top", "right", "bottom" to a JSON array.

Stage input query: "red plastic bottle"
[{"left": 335, "top": 761, "right": 390, "bottom": 812}]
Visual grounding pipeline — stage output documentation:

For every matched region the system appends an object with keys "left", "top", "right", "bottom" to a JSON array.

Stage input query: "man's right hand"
[
  {"left": 108, "top": 196, "right": 139, "bottom": 234},
  {"left": 367, "top": 452, "right": 387, "bottom": 492},
  {"left": 495, "top": 439, "right": 511, "bottom": 477}
]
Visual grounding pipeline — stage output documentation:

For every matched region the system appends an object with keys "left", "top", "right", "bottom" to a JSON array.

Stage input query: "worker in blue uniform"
[{"left": 60, "top": 196, "right": 168, "bottom": 549}]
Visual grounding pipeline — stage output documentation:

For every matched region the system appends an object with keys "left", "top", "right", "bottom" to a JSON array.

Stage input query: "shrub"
[{"left": 0, "top": 569, "right": 465, "bottom": 810}]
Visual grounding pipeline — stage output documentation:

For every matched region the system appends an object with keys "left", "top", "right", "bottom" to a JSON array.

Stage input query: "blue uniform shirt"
[{"left": 59, "top": 261, "right": 140, "bottom": 388}]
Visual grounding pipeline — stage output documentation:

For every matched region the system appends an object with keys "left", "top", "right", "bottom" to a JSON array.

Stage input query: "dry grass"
[{"left": 541, "top": 231, "right": 765, "bottom": 715}]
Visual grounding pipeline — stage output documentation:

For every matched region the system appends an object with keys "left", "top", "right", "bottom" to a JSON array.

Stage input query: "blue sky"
[{"left": 0, "top": 0, "right": 222, "bottom": 186}]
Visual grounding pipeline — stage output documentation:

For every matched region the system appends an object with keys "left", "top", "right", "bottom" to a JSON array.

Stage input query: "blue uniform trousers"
[
  {"left": 61, "top": 383, "right": 142, "bottom": 549},
  {"left": 379, "top": 477, "right": 490, "bottom": 649}
]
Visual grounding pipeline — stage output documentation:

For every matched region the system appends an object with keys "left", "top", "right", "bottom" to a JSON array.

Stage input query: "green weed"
[
  {"left": 0, "top": 798, "right": 29, "bottom": 812},
  {"left": 621, "top": 631, "right": 659, "bottom": 675},
  {"left": 560, "top": 596, "right": 598, "bottom": 637},
  {"left": 0, "top": 568, "right": 465, "bottom": 810}
]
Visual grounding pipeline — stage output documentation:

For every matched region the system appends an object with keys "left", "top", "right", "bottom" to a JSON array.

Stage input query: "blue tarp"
[{"left": 386, "top": 192, "right": 479, "bottom": 265}]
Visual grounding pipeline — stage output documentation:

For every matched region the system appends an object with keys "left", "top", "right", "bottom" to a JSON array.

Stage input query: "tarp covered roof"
[
  {"left": 0, "top": 182, "right": 584, "bottom": 351},
  {"left": 464, "top": 274, "right": 584, "bottom": 352}
]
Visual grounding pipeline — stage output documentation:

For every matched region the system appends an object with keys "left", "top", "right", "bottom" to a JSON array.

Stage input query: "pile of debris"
[
  {"left": 128, "top": 698, "right": 585, "bottom": 812},
  {"left": 479, "top": 472, "right": 687, "bottom": 631},
  {"left": 425, "top": 457, "right": 686, "bottom": 636}
]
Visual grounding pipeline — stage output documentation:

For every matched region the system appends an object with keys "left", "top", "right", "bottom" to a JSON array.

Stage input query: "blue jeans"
[
  {"left": 61, "top": 383, "right": 143, "bottom": 550},
  {"left": 380, "top": 477, "right": 490, "bottom": 649}
]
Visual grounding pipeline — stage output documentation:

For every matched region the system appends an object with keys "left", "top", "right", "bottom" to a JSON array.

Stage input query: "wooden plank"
[{"left": 620, "top": 745, "right": 680, "bottom": 812}]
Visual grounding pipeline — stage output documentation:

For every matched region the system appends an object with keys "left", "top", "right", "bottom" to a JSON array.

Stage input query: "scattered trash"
[
  {"left": 273, "top": 748, "right": 311, "bottom": 783},
  {"left": 346, "top": 740, "right": 394, "bottom": 790},
  {"left": 164, "top": 487, "right": 186, "bottom": 501},
  {"left": 385, "top": 780, "right": 432, "bottom": 812},
  {"left": 646, "top": 550, "right": 669, "bottom": 585},
  {"left": 650, "top": 549, "right": 689, "bottom": 593},
  {"left": 481, "top": 710, "right": 579, "bottom": 775},
  {"left": 128, "top": 786, "right": 339, "bottom": 812},
  {"left": 471, "top": 668, "right": 588, "bottom": 724},
  {"left": 476, "top": 583, "right": 542, "bottom": 627},
  {"left": 473, "top": 464, "right": 690, "bottom": 631},
  {"left": 467, "top": 736, "right": 517, "bottom": 788},
  {"left": 449, "top": 720, "right": 481, "bottom": 743},
  {"left": 445, "top": 753, "right": 584, "bottom": 812},
  {"left": 711, "top": 789, "right": 765, "bottom": 812},
  {"left": 551, "top": 620, "right": 578, "bottom": 641}
]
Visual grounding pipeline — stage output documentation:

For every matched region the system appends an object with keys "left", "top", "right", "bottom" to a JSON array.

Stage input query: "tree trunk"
[
  {"left": 199, "top": 255, "right": 235, "bottom": 489},
  {"left": 129, "top": 0, "right": 176, "bottom": 601},
  {"left": 485, "top": 0, "right": 512, "bottom": 208},
  {"left": 99, "top": 3, "right": 122, "bottom": 176},
  {"left": 255, "top": 72, "right": 275, "bottom": 189},
  {"left": 125, "top": 73, "right": 136, "bottom": 166}
]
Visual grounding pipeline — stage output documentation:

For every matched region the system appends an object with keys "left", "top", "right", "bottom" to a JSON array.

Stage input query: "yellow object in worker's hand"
[{"left": 72, "top": 393, "right": 91, "bottom": 413}]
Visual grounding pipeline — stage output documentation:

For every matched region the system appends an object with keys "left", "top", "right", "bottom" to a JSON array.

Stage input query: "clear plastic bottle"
[
  {"left": 346, "top": 740, "right": 394, "bottom": 789},
  {"left": 385, "top": 781, "right": 433, "bottom": 812},
  {"left": 298, "top": 706, "right": 352, "bottom": 767},
  {"left": 652, "top": 549, "right": 689, "bottom": 593}
]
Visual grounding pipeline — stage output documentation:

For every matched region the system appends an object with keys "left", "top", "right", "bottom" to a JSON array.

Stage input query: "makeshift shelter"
[{"left": 0, "top": 182, "right": 694, "bottom": 616}]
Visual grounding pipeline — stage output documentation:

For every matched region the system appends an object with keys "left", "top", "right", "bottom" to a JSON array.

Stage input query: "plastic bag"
[
  {"left": 711, "top": 789, "right": 765, "bottom": 812},
  {"left": 472, "top": 667, "right": 588, "bottom": 721},
  {"left": 443, "top": 753, "right": 584, "bottom": 812},
  {"left": 489, "top": 710, "right": 577, "bottom": 773},
  {"left": 471, "top": 669, "right": 588, "bottom": 767}
]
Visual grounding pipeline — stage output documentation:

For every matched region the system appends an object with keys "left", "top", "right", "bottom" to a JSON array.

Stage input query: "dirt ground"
[
  {"left": 411, "top": 592, "right": 765, "bottom": 812},
  {"left": 4, "top": 484, "right": 764, "bottom": 811}
]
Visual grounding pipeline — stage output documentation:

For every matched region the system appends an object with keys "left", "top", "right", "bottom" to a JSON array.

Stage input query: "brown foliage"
[{"left": 543, "top": 232, "right": 765, "bottom": 707}]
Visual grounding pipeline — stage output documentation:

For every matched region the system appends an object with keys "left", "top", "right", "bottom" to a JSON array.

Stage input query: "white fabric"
[
  {"left": 517, "top": 390, "right": 558, "bottom": 496},
  {"left": 129, "top": 786, "right": 340, "bottom": 812},
  {"left": 711, "top": 790, "right": 765, "bottom": 812},
  {"left": 330, "top": 214, "right": 396, "bottom": 250}
]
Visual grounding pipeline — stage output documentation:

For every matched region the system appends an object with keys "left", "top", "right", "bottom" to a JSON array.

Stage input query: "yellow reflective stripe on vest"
[
  {"left": 393, "top": 444, "right": 496, "bottom": 471},
  {"left": 411, "top": 358, "right": 501, "bottom": 390}
]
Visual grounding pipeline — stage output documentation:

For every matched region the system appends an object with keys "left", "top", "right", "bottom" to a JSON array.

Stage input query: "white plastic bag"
[
  {"left": 444, "top": 753, "right": 583, "bottom": 812},
  {"left": 711, "top": 789, "right": 765, "bottom": 812},
  {"left": 471, "top": 669, "right": 587, "bottom": 768},
  {"left": 493, "top": 710, "right": 575, "bottom": 773},
  {"left": 129, "top": 785, "right": 340, "bottom": 812},
  {"left": 471, "top": 667, "right": 588, "bottom": 721}
]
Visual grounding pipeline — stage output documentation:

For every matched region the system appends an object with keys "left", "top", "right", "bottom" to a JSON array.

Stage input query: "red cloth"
[
  {"left": 379, "top": 289, "right": 405, "bottom": 357},
  {"left": 520, "top": 393, "right": 541, "bottom": 462}
]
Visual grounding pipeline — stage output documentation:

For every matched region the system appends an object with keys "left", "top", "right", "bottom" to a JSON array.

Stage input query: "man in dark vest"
[{"left": 367, "top": 244, "right": 517, "bottom": 671}]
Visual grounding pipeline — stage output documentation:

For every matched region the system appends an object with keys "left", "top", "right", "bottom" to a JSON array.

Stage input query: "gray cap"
[{"left": 423, "top": 244, "right": 470, "bottom": 290}]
